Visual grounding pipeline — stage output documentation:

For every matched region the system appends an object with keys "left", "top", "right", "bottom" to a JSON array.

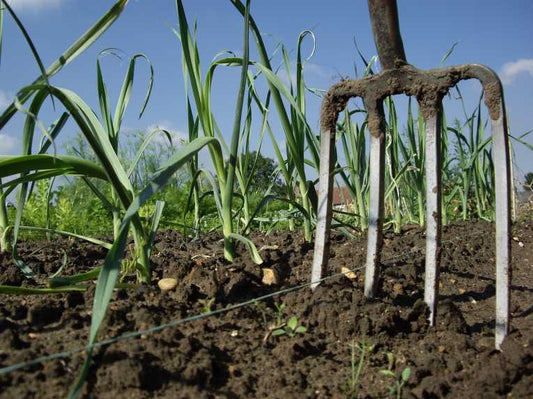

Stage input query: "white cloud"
[
  {"left": 277, "top": 61, "right": 332, "bottom": 87},
  {"left": 0, "top": 134, "right": 19, "bottom": 155},
  {"left": 500, "top": 59, "right": 533, "bottom": 85},
  {"left": 304, "top": 62, "right": 331, "bottom": 79},
  {"left": 0, "top": 90, "right": 12, "bottom": 112},
  {"left": 6, "top": 0, "right": 66, "bottom": 11},
  {"left": 146, "top": 121, "right": 188, "bottom": 146}
]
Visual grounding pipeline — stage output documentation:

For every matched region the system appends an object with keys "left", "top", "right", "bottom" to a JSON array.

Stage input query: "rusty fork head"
[{"left": 311, "top": 0, "right": 511, "bottom": 350}]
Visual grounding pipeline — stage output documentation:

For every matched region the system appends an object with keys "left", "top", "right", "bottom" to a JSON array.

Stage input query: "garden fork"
[{"left": 311, "top": 0, "right": 511, "bottom": 349}]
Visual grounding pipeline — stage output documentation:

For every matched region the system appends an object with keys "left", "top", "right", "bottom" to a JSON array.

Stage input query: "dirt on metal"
[{"left": 1, "top": 218, "right": 532, "bottom": 398}]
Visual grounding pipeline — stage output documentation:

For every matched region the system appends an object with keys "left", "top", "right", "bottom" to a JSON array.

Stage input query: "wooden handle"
[{"left": 367, "top": 0, "right": 407, "bottom": 69}]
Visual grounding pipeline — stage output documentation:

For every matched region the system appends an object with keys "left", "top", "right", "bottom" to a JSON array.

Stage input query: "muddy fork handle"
[{"left": 367, "top": 0, "right": 407, "bottom": 70}]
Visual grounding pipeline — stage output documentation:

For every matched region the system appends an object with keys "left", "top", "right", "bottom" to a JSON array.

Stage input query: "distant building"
[
  {"left": 316, "top": 186, "right": 354, "bottom": 211},
  {"left": 293, "top": 184, "right": 355, "bottom": 210}
]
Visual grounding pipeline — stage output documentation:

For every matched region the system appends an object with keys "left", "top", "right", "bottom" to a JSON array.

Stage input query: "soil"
[{"left": 0, "top": 219, "right": 532, "bottom": 398}]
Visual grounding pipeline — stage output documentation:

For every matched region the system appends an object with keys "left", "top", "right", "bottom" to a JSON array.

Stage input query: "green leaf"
[
  {"left": 48, "top": 268, "right": 102, "bottom": 288},
  {"left": 147, "top": 200, "right": 165, "bottom": 258},
  {"left": 272, "top": 329, "right": 286, "bottom": 336},
  {"left": 287, "top": 316, "right": 298, "bottom": 331},
  {"left": 0, "top": 285, "right": 87, "bottom": 295},
  {"left": 228, "top": 233, "right": 263, "bottom": 264},
  {"left": 401, "top": 367, "right": 411, "bottom": 382},
  {"left": 112, "top": 53, "right": 154, "bottom": 134},
  {"left": 0, "top": 0, "right": 130, "bottom": 130},
  {"left": 71, "top": 136, "right": 216, "bottom": 396},
  {"left": 380, "top": 370, "right": 395, "bottom": 377},
  {"left": 127, "top": 129, "right": 172, "bottom": 178},
  {"left": 295, "top": 326, "right": 307, "bottom": 334},
  {"left": 0, "top": 155, "right": 108, "bottom": 181}
]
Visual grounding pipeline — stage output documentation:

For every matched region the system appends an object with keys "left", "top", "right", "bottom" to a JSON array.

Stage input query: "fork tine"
[
  {"left": 364, "top": 100, "right": 386, "bottom": 298},
  {"left": 487, "top": 93, "right": 511, "bottom": 350},
  {"left": 421, "top": 102, "right": 443, "bottom": 326},
  {"left": 311, "top": 126, "right": 336, "bottom": 291},
  {"left": 463, "top": 65, "right": 511, "bottom": 349},
  {"left": 492, "top": 109, "right": 511, "bottom": 349}
]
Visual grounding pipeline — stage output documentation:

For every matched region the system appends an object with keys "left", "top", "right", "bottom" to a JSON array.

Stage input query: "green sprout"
[
  {"left": 198, "top": 297, "right": 216, "bottom": 314},
  {"left": 272, "top": 316, "right": 307, "bottom": 338},
  {"left": 262, "top": 303, "right": 307, "bottom": 343},
  {"left": 343, "top": 339, "right": 375, "bottom": 399},
  {"left": 379, "top": 353, "right": 411, "bottom": 399},
  {"left": 273, "top": 302, "right": 286, "bottom": 325}
]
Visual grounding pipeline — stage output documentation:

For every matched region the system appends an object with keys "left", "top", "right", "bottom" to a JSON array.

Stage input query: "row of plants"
[{"left": 1, "top": 0, "right": 531, "bottom": 396}]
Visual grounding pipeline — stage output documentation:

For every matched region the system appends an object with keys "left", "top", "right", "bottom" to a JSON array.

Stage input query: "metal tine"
[
  {"left": 491, "top": 103, "right": 511, "bottom": 350},
  {"left": 311, "top": 0, "right": 511, "bottom": 351},
  {"left": 364, "top": 100, "right": 386, "bottom": 298},
  {"left": 460, "top": 65, "right": 511, "bottom": 349},
  {"left": 421, "top": 101, "right": 443, "bottom": 326},
  {"left": 311, "top": 126, "right": 336, "bottom": 291},
  {"left": 470, "top": 68, "right": 511, "bottom": 349}
]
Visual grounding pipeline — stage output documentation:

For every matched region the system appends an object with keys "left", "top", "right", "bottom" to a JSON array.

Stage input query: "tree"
[
  {"left": 524, "top": 172, "right": 533, "bottom": 191},
  {"left": 244, "top": 151, "right": 285, "bottom": 195}
]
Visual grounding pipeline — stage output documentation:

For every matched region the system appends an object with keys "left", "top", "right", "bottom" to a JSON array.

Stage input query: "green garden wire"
[
  {"left": 0, "top": 265, "right": 366, "bottom": 376},
  {"left": 0, "top": 232, "right": 483, "bottom": 376}
]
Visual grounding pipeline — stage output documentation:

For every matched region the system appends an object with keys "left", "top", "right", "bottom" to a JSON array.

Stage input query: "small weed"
[
  {"left": 198, "top": 297, "right": 215, "bottom": 314},
  {"left": 272, "top": 316, "right": 307, "bottom": 338},
  {"left": 273, "top": 302, "right": 286, "bottom": 325},
  {"left": 253, "top": 300, "right": 270, "bottom": 327},
  {"left": 380, "top": 352, "right": 411, "bottom": 399},
  {"left": 342, "top": 339, "right": 375, "bottom": 399},
  {"left": 262, "top": 303, "right": 307, "bottom": 343},
  {"left": 120, "top": 245, "right": 139, "bottom": 282}
]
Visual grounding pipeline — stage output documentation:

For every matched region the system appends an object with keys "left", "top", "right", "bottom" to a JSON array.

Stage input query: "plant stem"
[
  {"left": 222, "top": 0, "right": 250, "bottom": 261},
  {"left": 0, "top": 189, "right": 11, "bottom": 252}
]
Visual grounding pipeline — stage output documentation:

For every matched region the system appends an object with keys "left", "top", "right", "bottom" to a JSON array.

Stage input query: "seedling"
[
  {"left": 379, "top": 353, "right": 411, "bottom": 399},
  {"left": 272, "top": 316, "right": 307, "bottom": 338},
  {"left": 253, "top": 300, "right": 270, "bottom": 327},
  {"left": 273, "top": 302, "right": 286, "bottom": 326},
  {"left": 343, "top": 339, "right": 375, "bottom": 399},
  {"left": 262, "top": 303, "right": 307, "bottom": 344},
  {"left": 198, "top": 297, "right": 215, "bottom": 314}
]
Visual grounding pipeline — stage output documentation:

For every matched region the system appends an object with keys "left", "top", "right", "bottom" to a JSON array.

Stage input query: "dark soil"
[{"left": 0, "top": 219, "right": 532, "bottom": 398}]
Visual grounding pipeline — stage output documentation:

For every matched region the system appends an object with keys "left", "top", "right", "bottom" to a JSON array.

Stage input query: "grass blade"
[
  {"left": 70, "top": 136, "right": 216, "bottom": 396},
  {"left": 0, "top": 0, "right": 129, "bottom": 130}
]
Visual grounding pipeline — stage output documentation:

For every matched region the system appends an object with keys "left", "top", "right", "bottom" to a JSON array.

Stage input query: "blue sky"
[{"left": 1, "top": 0, "right": 532, "bottom": 183}]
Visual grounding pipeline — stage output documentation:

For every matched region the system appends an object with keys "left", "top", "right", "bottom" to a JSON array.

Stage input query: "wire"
[
  {"left": 0, "top": 265, "right": 366, "bottom": 376},
  {"left": 0, "top": 230, "right": 488, "bottom": 376}
]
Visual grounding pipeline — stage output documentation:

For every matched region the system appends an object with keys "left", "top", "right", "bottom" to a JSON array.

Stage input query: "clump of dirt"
[{"left": 1, "top": 219, "right": 532, "bottom": 398}]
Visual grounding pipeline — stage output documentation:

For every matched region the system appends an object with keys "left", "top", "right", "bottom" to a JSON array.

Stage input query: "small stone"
[
  {"left": 458, "top": 288, "right": 466, "bottom": 294},
  {"left": 158, "top": 278, "right": 178, "bottom": 291},
  {"left": 192, "top": 254, "right": 211, "bottom": 266},
  {"left": 259, "top": 245, "right": 279, "bottom": 252},
  {"left": 262, "top": 268, "right": 279, "bottom": 285},
  {"left": 518, "top": 242, "right": 524, "bottom": 247},
  {"left": 28, "top": 333, "right": 39, "bottom": 339},
  {"left": 438, "top": 345, "right": 446, "bottom": 353},
  {"left": 478, "top": 337, "right": 493, "bottom": 348},
  {"left": 341, "top": 267, "right": 357, "bottom": 280},
  {"left": 393, "top": 282, "right": 404, "bottom": 295},
  {"left": 449, "top": 279, "right": 457, "bottom": 285},
  {"left": 230, "top": 330, "right": 238, "bottom": 337}
]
